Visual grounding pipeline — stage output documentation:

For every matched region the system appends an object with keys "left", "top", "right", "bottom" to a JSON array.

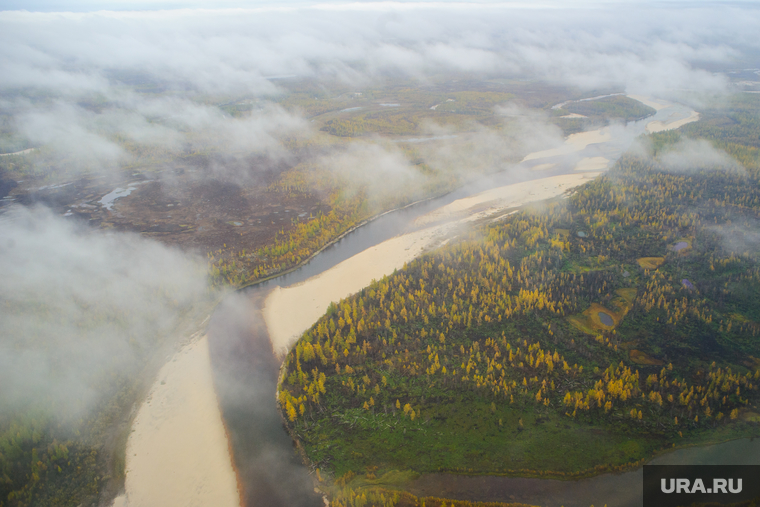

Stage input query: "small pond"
[{"left": 598, "top": 312, "right": 614, "bottom": 326}]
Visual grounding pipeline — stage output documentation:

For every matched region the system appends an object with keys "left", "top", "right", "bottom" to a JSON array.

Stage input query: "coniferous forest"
[{"left": 280, "top": 123, "right": 760, "bottom": 504}]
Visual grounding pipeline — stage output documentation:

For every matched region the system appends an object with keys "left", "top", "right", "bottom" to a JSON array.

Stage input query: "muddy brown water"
[{"left": 207, "top": 293, "right": 324, "bottom": 506}]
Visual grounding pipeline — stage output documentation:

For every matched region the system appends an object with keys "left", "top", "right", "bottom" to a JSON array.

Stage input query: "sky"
[{"left": 2, "top": 0, "right": 760, "bottom": 12}]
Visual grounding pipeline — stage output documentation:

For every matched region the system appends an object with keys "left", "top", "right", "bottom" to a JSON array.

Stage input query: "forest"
[
  {"left": 561, "top": 95, "right": 655, "bottom": 122},
  {"left": 278, "top": 98, "right": 760, "bottom": 503},
  {"left": 552, "top": 95, "right": 657, "bottom": 136}
]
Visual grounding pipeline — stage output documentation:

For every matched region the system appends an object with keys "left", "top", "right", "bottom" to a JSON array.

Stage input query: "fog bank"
[{"left": 0, "top": 206, "right": 210, "bottom": 423}]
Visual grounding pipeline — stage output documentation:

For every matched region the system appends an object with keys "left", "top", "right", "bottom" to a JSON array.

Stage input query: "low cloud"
[
  {"left": 1, "top": 4, "right": 755, "bottom": 98},
  {"left": 306, "top": 139, "right": 430, "bottom": 211},
  {"left": 308, "top": 103, "right": 571, "bottom": 210},
  {"left": 658, "top": 138, "right": 744, "bottom": 173},
  {"left": 17, "top": 102, "right": 133, "bottom": 171},
  {"left": 0, "top": 206, "right": 210, "bottom": 423},
  {"left": 418, "top": 103, "right": 566, "bottom": 177},
  {"left": 2, "top": 3, "right": 757, "bottom": 179},
  {"left": 708, "top": 220, "right": 760, "bottom": 256},
  {"left": 13, "top": 95, "right": 311, "bottom": 180}
]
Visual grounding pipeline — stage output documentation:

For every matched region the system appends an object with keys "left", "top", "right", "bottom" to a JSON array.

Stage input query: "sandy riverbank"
[
  {"left": 522, "top": 127, "right": 611, "bottom": 161},
  {"left": 626, "top": 94, "right": 670, "bottom": 111},
  {"left": 264, "top": 226, "right": 445, "bottom": 357},
  {"left": 0, "top": 148, "right": 35, "bottom": 156},
  {"left": 111, "top": 336, "right": 240, "bottom": 507},
  {"left": 646, "top": 110, "right": 700, "bottom": 133},
  {"left": 523, "top": 95, "right": 697, "bottom": 164},
  {"left": 530, "top": 163, "right": 557, "bottom": 172},
  {"left": 263, "top": 172, "right": 600, "bottom": 355},
  {"left": 625, "top": 94, "right": 700, "bottom": 132},
  {"left": 574, "top": 156, "right": 609, "bottom": 172}
]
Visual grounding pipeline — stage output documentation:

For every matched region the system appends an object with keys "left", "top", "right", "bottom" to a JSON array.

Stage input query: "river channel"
[{"left": 204, "top": 98, "right": 757, "bottom": 507}]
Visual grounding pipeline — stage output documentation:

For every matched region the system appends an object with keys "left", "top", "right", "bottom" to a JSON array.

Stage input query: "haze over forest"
[{"left": 1, "top": 1, "right": 760, "bottom": 507}]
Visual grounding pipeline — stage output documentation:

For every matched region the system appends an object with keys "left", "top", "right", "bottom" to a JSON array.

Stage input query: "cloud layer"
[
  {"left": 0, "top": 206, "right": 210, "bottom": 422},
  {"left": 1, "top": 4, "right": 754, "bottom": 97},
  {"left": 658, "top": 137, "right": 744, "bottom": 174},
  {"left": 1, "top": 2, "right": 756, "bottom": 178}
]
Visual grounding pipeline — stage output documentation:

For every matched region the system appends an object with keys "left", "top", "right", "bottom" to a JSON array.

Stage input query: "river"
[
  {"left": 403, "top": 438, "right": 760, "bottom": 507},
  {"left": 202, "top": 96, "right": 754, "bottom": 507}
]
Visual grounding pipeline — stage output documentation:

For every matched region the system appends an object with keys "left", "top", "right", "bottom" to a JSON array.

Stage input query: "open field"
[{"left": 636, "top": 257, "right": 666, "bottom": 269}]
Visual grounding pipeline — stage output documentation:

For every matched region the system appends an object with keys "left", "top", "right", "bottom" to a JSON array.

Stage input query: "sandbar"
[
  {"left": 263, "top": 172, "right": 600, "bottom": 355},
  {"left": 415, "top": 173, "right": 597, "bottom": 227},
  {"left": 530, "top": 163, "right": 557, "bottom": 172},
  {"left": 646, "top": 111, "right": 700, "bottom": 133},
  {"left": 627, "top": 94, "right": 671, "bottom": 111},
  {"left": 522, "top": 127, "right": 611, "bottom": 161},
  {"left": 574, "top": 156, "right": 609, "bottom": 172},
  {"left": 112, "top": 336, "right": 240, "bottom": 507}
]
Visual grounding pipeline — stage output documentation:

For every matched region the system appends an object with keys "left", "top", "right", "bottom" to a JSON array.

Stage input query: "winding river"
[{"left": 203, "top": 97, "right": 758, "bottom": 507}]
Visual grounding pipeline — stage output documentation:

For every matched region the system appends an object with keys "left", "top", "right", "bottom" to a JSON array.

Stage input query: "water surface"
[
  {"left": 406, "top": 438, "right": 760, "bottom": 507},
  {"left": 598, "top": 312, "right": 614, "bottom": 326}
]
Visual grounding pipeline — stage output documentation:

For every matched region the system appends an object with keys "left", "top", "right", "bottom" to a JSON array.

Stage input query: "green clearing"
[
  {"left": 567, "top": 288, "right": 636, "bottom": 336},
  {"left": 629, "top": 350, "right": 665, "bottom": 366},
  {"left": 303, "top": 388, "right": 662, "bottom": 478},
  {"left": 636, "top": 257, "right": 665, "bottom": 269},
  {"left": 568, "top": 302, "right": 620, "bottom": 334}
]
